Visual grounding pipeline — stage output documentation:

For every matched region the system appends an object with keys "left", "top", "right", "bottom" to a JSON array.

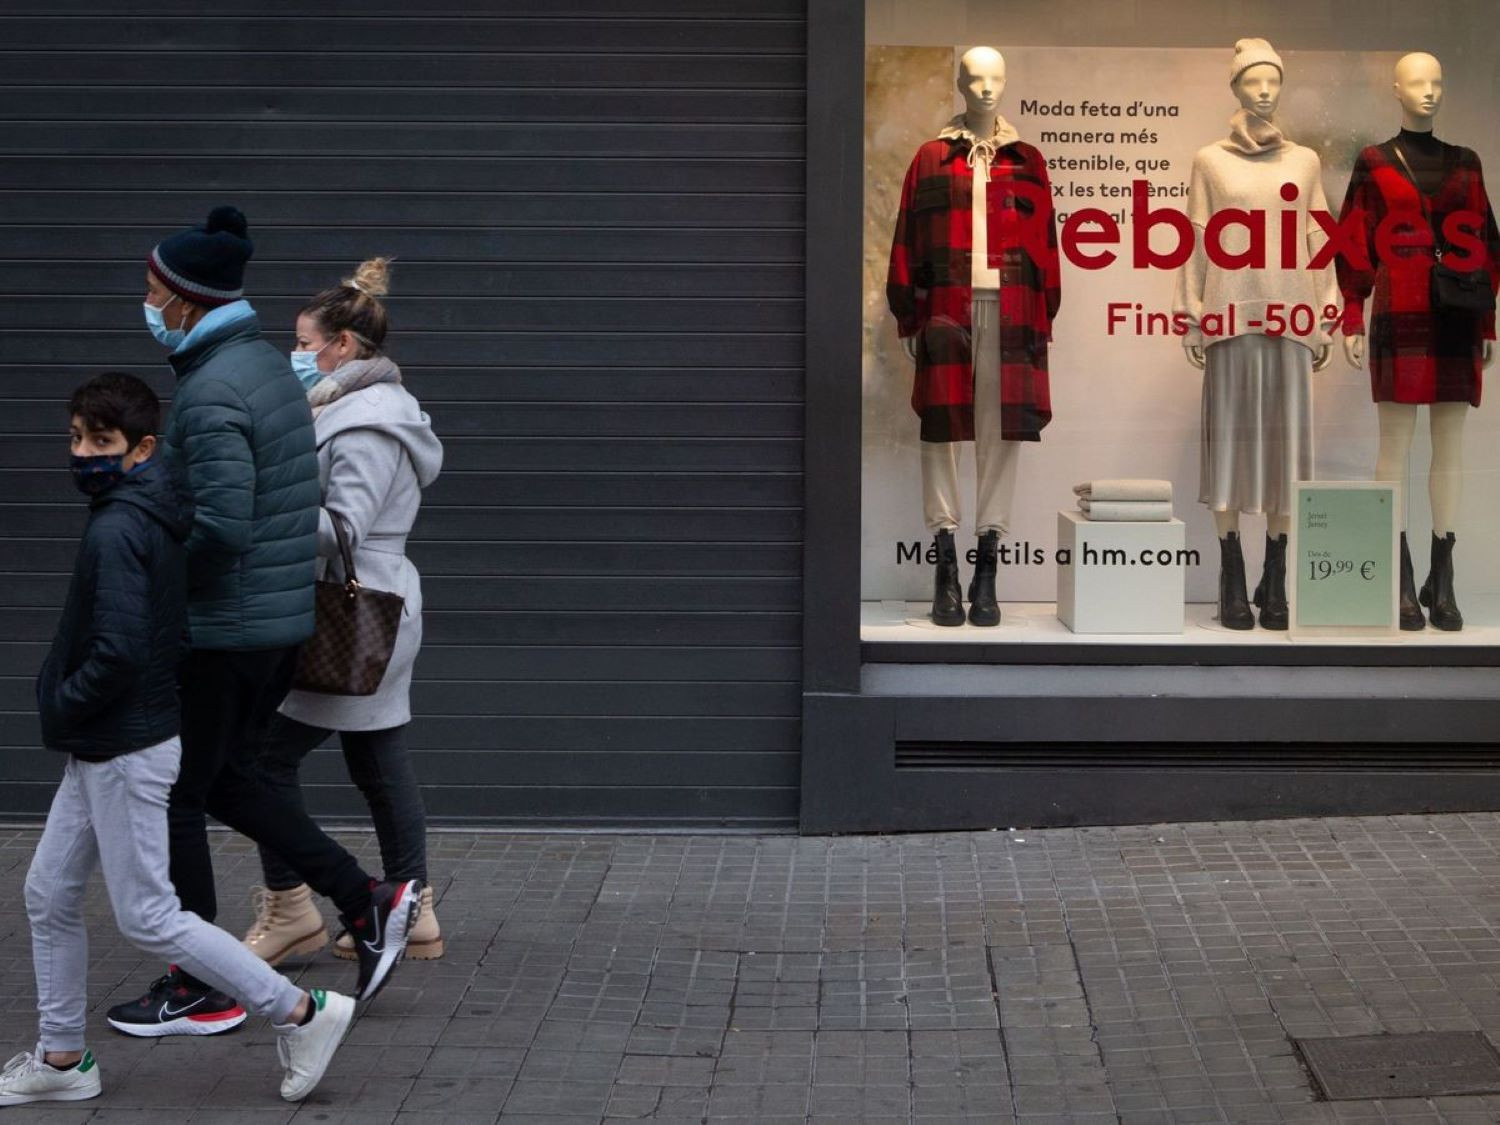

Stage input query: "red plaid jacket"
[
  {"left": 1336, "top": 139, "right": 1500, "bottom": 406},
  {"left": 886, "top": 136, "right": 1061, "bottom": 442}
]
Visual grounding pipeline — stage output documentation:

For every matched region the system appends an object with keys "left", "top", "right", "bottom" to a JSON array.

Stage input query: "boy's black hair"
[{"left": 69, "top": 372, "right": 160, "bottom": 450}]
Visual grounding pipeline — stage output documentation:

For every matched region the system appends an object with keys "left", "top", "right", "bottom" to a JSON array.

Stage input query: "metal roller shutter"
[{"left": 0, "top": 1, "right": 806, "bottom": 827}]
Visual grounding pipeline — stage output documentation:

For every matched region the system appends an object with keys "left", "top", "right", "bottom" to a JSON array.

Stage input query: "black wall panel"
[{"left": 0, "top": 2, "right": 806, "bottom": 826}]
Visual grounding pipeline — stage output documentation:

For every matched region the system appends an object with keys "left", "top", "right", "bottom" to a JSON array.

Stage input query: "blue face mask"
[
  {"left": 290, "top": 340, "right": 333, "bottom": 390},
  {"left": 144, "top": 295, "right": 185, "bottom": 349},
  {"left": 70, "top": 453, "right": 127, "bottom": 496}
]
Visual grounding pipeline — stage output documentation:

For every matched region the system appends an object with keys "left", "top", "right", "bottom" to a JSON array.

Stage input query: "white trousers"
[
  {"left": 921, "top": 291, "right": 1022, "bottom": 534},
  {"left": 25, "top": 738, "right": 305, "bottom": 1051}
]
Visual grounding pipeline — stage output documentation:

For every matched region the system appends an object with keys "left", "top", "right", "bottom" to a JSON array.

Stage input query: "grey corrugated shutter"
[{"left": 0, "top": 1, "right": 805, "bottom": 826}]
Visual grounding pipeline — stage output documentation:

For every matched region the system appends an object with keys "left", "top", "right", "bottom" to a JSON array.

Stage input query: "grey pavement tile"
[
  {"left": 515, "top": 1048, "right": 624, "bottom": 1084},
  {"left": 398, "top": 1076, "right": 513, "bottom": 1115},
  {"left": 0, "top": 1110, "right": 99, "bottom": 1125},
  {"left": 705, "top": 1081, "right": 810, "bottom": 1118},
  {"left": 807, "top": 1078, "right": 912, "bottom": 1115},
  {"left": 412, "top": 1045, "right": 526, "bottom": 1080},
  {"left": 500, "top": 1077, "right": 614, "bottom": 1117},
  {"left": 712, "top": 1048, "right": 814, "bottom": 1087},
  {"left": 625, "top": 1023, "right": 725, "bottom": 1059},
  {"left": 605, "top": 1081, "right": 711, "bottom": 1118},
  {"left": 614, "top": 1053, "right": 716, "bottom": 1086},
  {"left": 909, "top": 1081, "right": 1014, "bottom": 1118},
  {"left": 529, "top": 1017, "right": 634, "bottom": 1054},
  {"left": 287, "top": 1075, "right": 415, "bottom": 1110}
]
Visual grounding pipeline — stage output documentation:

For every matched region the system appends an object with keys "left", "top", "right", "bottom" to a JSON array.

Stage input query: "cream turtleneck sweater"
[{"left": 1172, "top": 110, "right": 1338, "bottom": 351}]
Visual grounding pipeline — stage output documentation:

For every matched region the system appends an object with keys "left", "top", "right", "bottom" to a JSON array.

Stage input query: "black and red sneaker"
[
  {"left": 106, "top": 966, "right": 247, "bottom": 1038},
  {"left": 342, "top": 879, "right": 422, "bottom": 1003}
]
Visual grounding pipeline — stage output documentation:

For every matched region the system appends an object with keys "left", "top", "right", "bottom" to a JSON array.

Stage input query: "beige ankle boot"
[
  {"left": 242, "top": 884, "right": 328, "bottom": 966},
  {"left": 334, "top": 884, "right": 443, "bottom": 960}
]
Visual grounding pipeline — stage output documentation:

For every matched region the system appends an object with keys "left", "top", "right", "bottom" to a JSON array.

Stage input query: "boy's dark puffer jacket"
[{"left": 37, "top": 458, "right": 194, "bottom": 758}]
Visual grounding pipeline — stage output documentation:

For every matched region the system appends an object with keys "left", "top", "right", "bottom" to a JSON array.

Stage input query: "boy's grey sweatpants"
[{"left": 25, "top": 737, "right": 305, "bottom": 1051}]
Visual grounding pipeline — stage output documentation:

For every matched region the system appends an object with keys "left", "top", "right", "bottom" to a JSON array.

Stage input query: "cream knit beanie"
[{"left": 1230, "top": 37, "right": 1283, "bottom": 85}]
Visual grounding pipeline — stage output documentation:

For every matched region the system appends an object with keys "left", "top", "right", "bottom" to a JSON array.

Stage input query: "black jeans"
[
  {"left": 255, "top": 716, "right": 429, "bottom": 892},
  {"left": 167, "top": 647, "right": 373, "bottom": 925}
]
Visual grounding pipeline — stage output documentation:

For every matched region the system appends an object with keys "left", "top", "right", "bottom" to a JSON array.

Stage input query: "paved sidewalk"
[{"left": 5, "top": 816, "right": 1500, "bottom": 1123}]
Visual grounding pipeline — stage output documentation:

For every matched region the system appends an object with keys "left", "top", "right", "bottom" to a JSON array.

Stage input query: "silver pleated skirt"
[{"left": 1198, "top": 333, "right": 1313, "bottom": 517}]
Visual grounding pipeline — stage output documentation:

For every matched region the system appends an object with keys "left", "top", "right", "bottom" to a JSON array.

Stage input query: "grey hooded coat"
[{"left": 278, "top": 371, "right": 443, "bottom": 732}]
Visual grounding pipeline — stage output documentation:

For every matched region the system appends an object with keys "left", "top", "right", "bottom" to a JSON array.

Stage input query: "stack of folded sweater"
[{"left": 1073, "top": 479, "right": 1173, "bottom": 521}]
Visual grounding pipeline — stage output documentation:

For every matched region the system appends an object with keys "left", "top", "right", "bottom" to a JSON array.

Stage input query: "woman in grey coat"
[{"left": 242, "top": 259, "right": 447, "bottom": 964}]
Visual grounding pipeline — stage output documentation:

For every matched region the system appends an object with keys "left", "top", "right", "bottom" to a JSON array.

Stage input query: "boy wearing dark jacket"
[{"left": 1, "top": 375, "right": 354, "bottom": 1107}]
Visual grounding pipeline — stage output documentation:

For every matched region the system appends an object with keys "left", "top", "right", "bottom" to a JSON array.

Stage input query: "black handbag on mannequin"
[
  {"left": 1393, "top": 143, "right": 1496, "bottom": 315},
  {"left": 292, "top": 512, "right": 404, "bottom": 696}
]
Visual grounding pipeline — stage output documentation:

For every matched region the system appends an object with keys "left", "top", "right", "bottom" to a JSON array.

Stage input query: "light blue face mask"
[
  {"left": 143, "top": 294, "right": 184, "bottom": 349},
  {"left": 290, "top": 340, "right": 333, "bottom": 390}
]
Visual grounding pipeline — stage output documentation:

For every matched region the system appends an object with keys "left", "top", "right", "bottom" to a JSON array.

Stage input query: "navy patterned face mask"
[{"left": 69, "top": 453, "right": 127, "bottom": 496}]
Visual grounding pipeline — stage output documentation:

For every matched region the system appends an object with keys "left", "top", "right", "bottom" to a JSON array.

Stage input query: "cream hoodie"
[{"left": 937, "top": 113, "right": 1021, "bottom": 291}]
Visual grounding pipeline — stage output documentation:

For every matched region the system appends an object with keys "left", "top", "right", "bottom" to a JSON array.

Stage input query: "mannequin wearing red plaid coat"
[
  {"left": 886, "top": 133, "right": 1061, "bottom": 444},
  {"left": 1334, "top": 118, "right": 1500, "bottom": 633},
  {"left": 1336, "top": 136, "right": 1500, "bottom": 406}
]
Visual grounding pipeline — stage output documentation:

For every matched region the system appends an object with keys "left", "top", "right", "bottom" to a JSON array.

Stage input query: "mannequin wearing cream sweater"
[
  {"left": 1174, "top": 129, "right": 1339, "bottom": 353},
  {"left": 1173, "top": 39, "right": 1334, "bottom": 632}
]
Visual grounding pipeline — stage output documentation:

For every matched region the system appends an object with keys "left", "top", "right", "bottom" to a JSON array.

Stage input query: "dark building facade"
[{"left": 4, "top": 1, "right": 1499, "bottom": 833}]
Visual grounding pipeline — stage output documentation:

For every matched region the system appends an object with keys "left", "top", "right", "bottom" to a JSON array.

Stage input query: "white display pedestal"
[{"left": 1056, "top": 509, "right": 1186, "bottom": 634}]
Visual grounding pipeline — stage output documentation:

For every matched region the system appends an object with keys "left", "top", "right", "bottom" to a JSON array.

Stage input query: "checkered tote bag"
[{"left": 292, "top": 512, "right": 404, "bottom": 696}]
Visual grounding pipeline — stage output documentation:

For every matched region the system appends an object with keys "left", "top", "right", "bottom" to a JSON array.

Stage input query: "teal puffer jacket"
[{"left": 163, "top": 312, "right": 320, "bottom": 650}]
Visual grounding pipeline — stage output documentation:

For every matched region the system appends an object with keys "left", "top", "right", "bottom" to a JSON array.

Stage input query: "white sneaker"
[
  {"left": 0, "top": 1047, "right": 102, "bottom": 1105},
  {"left": 274, "top": 988, "right": 355, "bottom": 1102}
]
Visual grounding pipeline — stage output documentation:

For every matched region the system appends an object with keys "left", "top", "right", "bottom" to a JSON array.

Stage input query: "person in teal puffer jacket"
[
  {"left": 108, "top": 208, "right": 424, "bottom": 1038},
  {"left": 160, "top": 252, "right": 321, "bottom": 649}
]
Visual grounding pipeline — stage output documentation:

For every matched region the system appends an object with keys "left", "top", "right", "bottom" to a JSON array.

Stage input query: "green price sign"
[{"left": 1290, "top": 483, "right": 1398, "bottom": 634}]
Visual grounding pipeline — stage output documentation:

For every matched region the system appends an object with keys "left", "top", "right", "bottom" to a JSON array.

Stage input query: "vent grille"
[{"left": 895, "top": 742, "right": 1500, "bottom": 771}]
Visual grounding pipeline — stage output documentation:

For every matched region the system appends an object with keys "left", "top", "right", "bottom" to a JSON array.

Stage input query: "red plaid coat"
[
  {"left": 886, "top": 137, "right": 1061, "bottom": 442},
  {"left": 1336, "top": 139, "right": 1500, "bottom": 406}
]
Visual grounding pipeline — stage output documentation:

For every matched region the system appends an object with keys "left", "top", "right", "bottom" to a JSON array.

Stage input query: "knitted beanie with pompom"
[{"left": 148, "top": 206, "right": 255, "bottom": 306}]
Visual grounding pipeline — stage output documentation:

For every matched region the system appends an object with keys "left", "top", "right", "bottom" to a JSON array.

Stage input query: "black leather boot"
[
  {"left": 1398, "top": 532, "right": 1425, "bottom": 631},
  {"left": 967, "top": 530, "right": 1000, "bottom": 627},
  {"left": 1419, "top": 531, "right": 1463, "bottom": 631},
  {"left": 1250, "top": 534, "right": 1288, "bottom": 630},
  {"left": 930, "top": 529, "right": 965, "bottom": 627},
  {"left": 1217, "top": 532, "right": 1255, "bottom": 630}
]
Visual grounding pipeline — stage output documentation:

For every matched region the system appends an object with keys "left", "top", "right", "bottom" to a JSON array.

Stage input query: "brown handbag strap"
[{"left": 328, "top": 510, "right": 359, "bottom": 589}]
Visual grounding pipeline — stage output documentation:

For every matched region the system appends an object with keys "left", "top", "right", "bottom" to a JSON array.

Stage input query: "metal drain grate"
[
  {"left": 894, "top": 741, "right": 1500, "bottom": 771},
  {"left": 1297, "top": 1032, "right": 1500, "bottom": 1100}
]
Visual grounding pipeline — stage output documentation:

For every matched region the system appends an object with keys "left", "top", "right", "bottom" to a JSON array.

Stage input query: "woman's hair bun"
[
  {"left": 345, "top": 257, "right": 392, "bottom": 299},
  {"left": 205, "top": 205, "right": 249, "bottom": 238}
]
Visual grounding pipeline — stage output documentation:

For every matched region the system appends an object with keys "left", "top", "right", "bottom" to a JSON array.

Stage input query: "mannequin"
[
  {"left": 886, "top": 46, "right": 1061, "bottom": 627},
  {"left": 1337, "top": 53, "right": 1499, "bottom": 631},
  {"left": 1173, "top": 38, "right": 1335, "bottom": 630}
]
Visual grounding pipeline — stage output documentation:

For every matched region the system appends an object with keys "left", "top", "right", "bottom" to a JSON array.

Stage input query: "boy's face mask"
[{"left": 69, "top": 452, "right": 129, "bottom": 496}]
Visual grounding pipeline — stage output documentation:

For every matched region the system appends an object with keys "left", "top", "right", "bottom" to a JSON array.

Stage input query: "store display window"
[{"left": 860, "top": 14, "right": 1500, "bottom": 648}]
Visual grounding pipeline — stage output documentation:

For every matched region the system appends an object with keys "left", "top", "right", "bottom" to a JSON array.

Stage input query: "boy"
[{"left": 0, "top": 374, "right": 354, "bottom": 1107}]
